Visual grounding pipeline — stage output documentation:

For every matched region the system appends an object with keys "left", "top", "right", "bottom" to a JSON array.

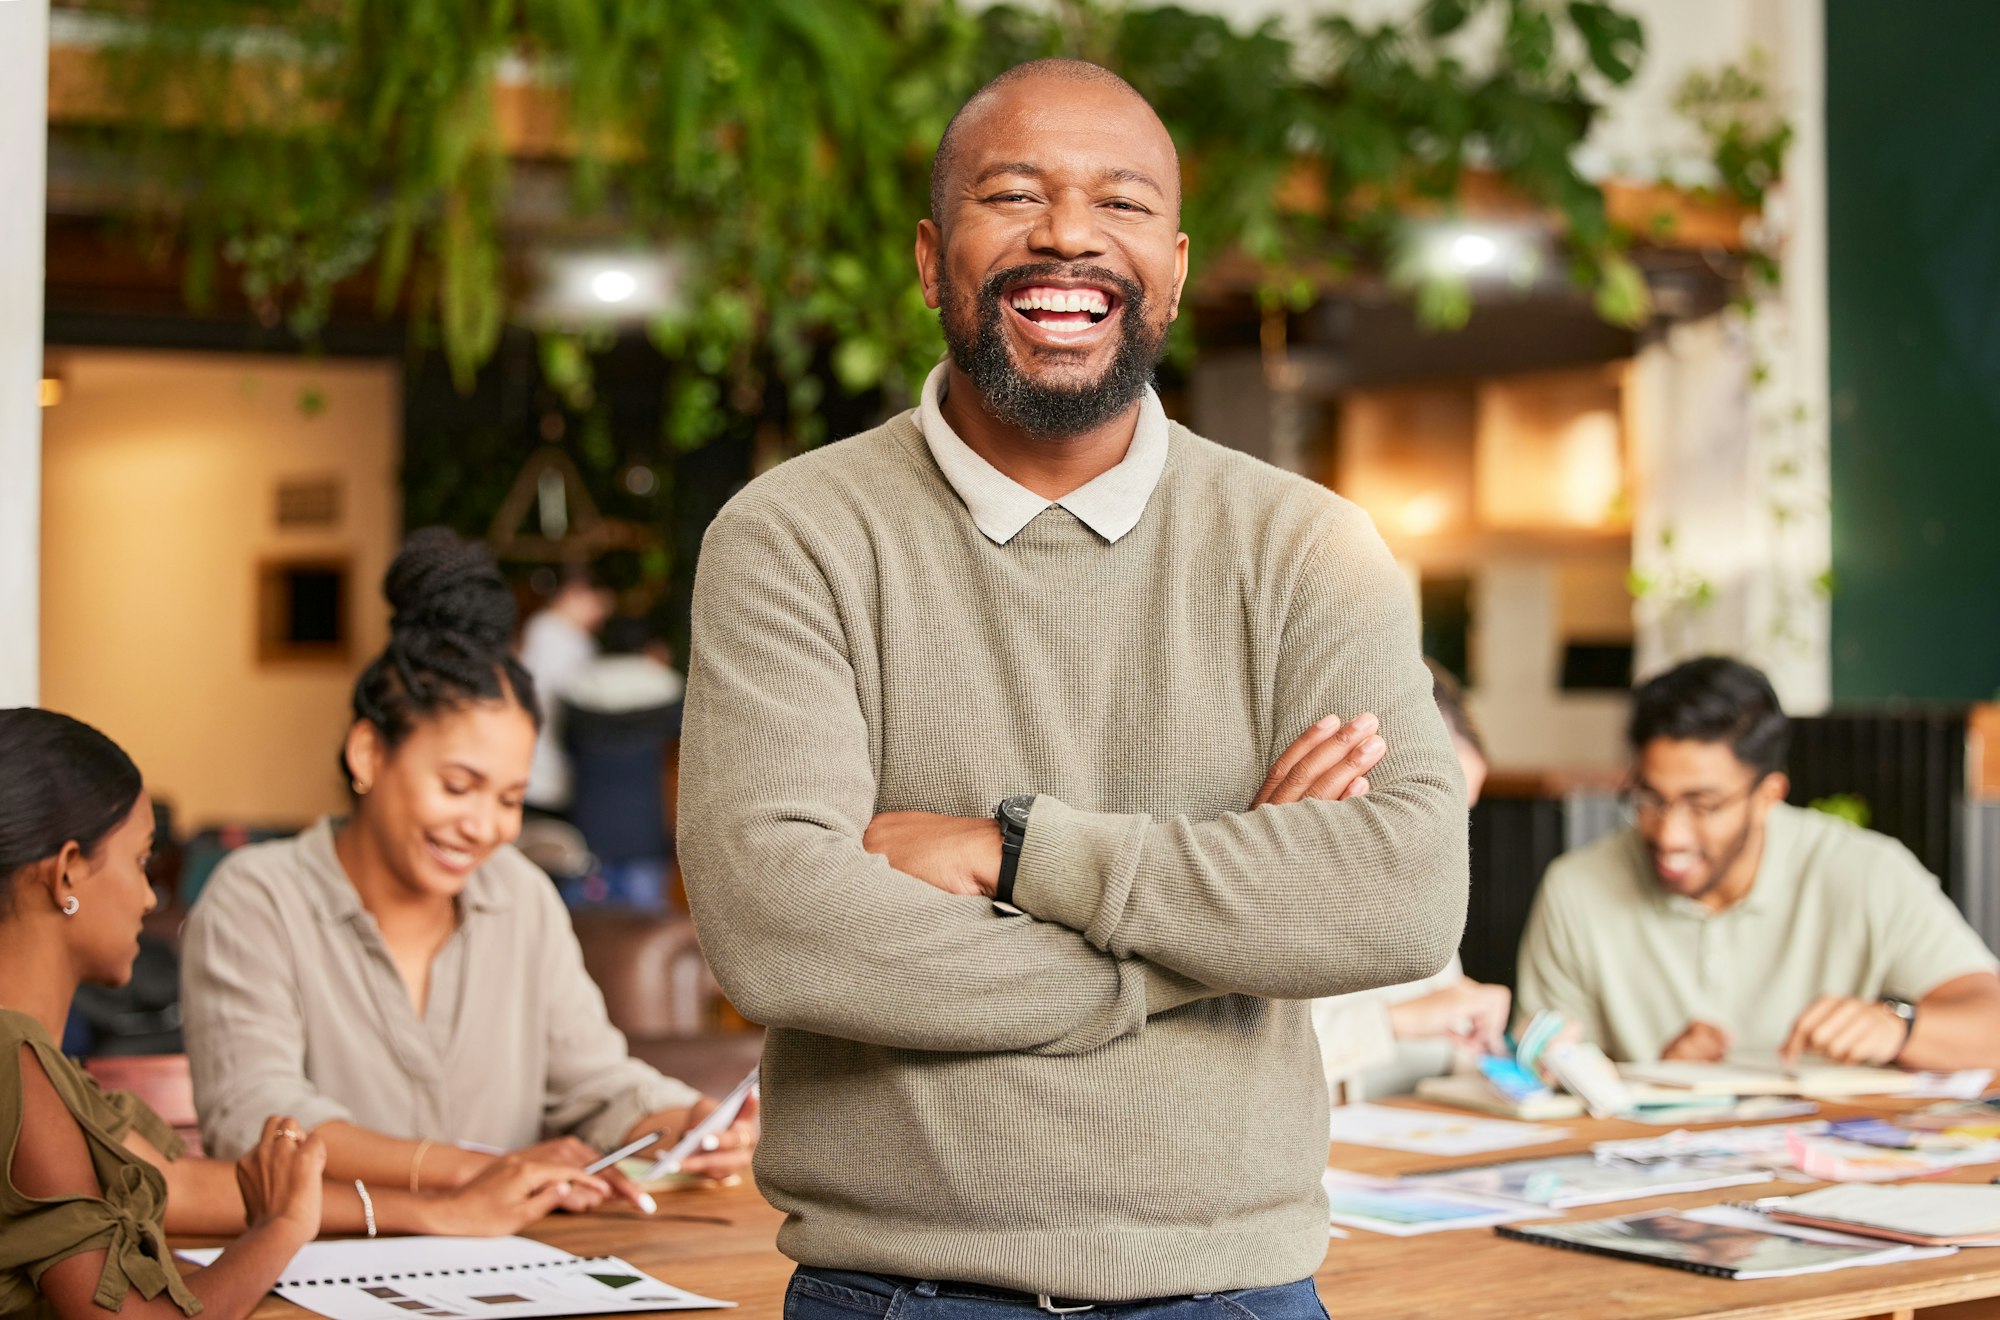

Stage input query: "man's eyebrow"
[{"left": 970, "top": 162, "right": 1169, "bottom": 197}]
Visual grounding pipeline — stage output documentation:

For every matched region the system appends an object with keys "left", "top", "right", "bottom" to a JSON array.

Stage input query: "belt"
[{"left": 860, "top": 1273, "right": 1197, "bottom": 1314}]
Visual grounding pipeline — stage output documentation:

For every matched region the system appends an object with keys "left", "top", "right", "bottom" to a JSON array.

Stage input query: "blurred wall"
[
  {"left": 1827, "top": 0, "right": 2000, "bottom": 702},
  {"left": 0, "top": 1, "right": 49, "bottom": 707},
  {"left": 39, "top": 351, "right": 400, "bottom": 829}
]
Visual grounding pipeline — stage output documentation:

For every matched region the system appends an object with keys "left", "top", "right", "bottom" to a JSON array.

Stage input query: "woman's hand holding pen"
[
  {"left": 419, "top": 1153, "right": 617, "bottom": 1236},
  {"left": 624, "top": 1093, "right": 762, "bottom": 1182},
  {"left": 506, "top": 1136, "right": 656, "bottom": 1213}
]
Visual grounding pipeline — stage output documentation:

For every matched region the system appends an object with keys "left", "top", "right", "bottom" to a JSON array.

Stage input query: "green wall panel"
[{"left": 1827, "top": 0, "right": 2000, "bottom": 702}]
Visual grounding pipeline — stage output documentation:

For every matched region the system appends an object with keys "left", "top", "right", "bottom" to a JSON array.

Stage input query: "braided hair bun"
[{"left": 344, "top": 528, "right": 539, "bottom": 782}]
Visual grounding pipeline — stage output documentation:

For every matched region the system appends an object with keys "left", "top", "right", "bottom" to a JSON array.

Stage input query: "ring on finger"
[{"left": 277, "top": 1127, "right": 305, "bottom": 1143}]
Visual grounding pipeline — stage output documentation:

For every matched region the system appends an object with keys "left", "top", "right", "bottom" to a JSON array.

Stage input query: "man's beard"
[{"left": 937, "top": 261, "right": 1167, "bottom": 439}]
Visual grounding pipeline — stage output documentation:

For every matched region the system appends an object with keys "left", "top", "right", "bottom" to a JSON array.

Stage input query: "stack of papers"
[
  {"left": 1786, "top": 1127, "right": 2000, "bottom": 1182},
  {"left": 1754, "top": 1183, "right": 2000, "bottom": 1246},
  {"left": 1329, "top": 1102, "right": 1567, "bottom": 1156}
]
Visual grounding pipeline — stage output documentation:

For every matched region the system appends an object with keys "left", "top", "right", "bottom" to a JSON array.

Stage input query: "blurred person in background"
[
  {"left": 1516, "top": 655, "right": 2000, "bottom": 1069},
  {"left": 0, "top": 709, "right": 601, "bottom": 1320},
  {"left": 1311, "top": 661, "right": 1510, "bottom": 1100},
  {"left": 560, "top": 614, "right": 684, "bottom": 912},
  {"left": 181, "top": 530, "right": 753, "bottom": 1219},
  {"left": 518, "top": 566, "right": 614, "bottom": 817}
]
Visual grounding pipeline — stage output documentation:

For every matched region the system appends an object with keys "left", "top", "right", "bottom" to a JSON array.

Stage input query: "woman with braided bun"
[
  {"left": 0, "top": 710, "right": 597, "bottom": 1320},
  {"left": 180, "top": 529, "right": 755, "bottom": 1225}
]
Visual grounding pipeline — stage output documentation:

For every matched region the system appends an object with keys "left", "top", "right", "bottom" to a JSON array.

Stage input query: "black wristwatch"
[{"left": 994, "top": 794, "right": 1036, "bottom": 907}]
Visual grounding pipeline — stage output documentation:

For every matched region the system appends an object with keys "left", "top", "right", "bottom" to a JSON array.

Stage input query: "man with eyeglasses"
[{"left": 1515, "top": 655, "right": 2000, "bottom": 1069}]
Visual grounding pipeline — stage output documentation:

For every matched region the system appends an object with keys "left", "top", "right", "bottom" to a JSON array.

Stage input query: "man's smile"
[{"left": 1000, "top": 278, "right": 1124, "bottom": 348}]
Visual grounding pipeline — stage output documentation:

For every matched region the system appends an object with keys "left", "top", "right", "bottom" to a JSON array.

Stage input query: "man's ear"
[
  {"left": 916, "top": 219, "right": 944, "bottom": 310},
  {"left": 1166, "top": 230, "right": 1190, "bottom": 323},
  {"left": 1757, "top": 771, "right": 1791, "bottom": 807}
]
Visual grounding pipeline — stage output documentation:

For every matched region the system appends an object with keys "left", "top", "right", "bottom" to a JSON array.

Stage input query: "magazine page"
[{"left": 1409, "top": 1152, "right": 1767, "bottom": 1208}]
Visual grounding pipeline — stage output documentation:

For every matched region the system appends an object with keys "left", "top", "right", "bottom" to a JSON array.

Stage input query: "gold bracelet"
[{"left": 410, "top": 1139, "right": 434, "bottom": 1194}]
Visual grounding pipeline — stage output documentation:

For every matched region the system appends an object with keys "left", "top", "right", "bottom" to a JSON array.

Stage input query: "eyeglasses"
[{"left": 1620, "top": 778, "right": 1763, "bottom": 828}]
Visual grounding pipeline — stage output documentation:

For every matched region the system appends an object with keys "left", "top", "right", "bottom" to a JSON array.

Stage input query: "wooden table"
[{"left": 229, "top": 1102, "right": 2000, "bottom": 1320}]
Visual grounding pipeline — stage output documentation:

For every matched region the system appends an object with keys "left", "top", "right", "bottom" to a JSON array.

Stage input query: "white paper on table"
[
  {"left": 1328, "top": 1102, "right": 1567, "bottom": 1156},
  {"left": 176, "top": 1237, "right": 574, "bottom": 1280},
  {"left": 1904, "top": 1070, "right": 1996, "bottom": 1099},
  {"left": 1320, "top": 1168, "right": 1541, "bottom": 1236},
  {"left": 176, "top": 1239, "right": 732, "bottom": 1318}
]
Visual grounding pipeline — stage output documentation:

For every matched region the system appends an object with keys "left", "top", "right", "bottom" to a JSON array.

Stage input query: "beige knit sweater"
[{"left": 679, "top": 410, "right": 1468, "bottom": 1299}]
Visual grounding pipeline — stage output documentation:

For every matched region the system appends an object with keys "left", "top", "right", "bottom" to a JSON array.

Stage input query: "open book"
[
  {"left": 176, "top": 1236, "right": 732, "bottom": 1320},
  {"left": 1618, "top": 1057, "right": 1921, "bottom": 1097}
]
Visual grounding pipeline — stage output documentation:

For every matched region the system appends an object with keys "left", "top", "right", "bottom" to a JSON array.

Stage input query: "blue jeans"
[{"left": 784, "top": 1269, "right": 1330, "bottom": 1320}]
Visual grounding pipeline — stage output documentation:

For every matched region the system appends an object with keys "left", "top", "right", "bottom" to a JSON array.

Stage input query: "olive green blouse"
[{"left": 1, "top": 1009, "right": 200, "bottom": 1320}]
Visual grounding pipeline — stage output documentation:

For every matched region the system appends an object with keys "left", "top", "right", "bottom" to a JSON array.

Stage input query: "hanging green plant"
[{"left": 69, "top": 0, "right": 1650, "bottom": 439}]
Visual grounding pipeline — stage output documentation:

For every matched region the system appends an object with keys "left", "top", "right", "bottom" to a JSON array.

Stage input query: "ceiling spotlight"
[
  {"left": 525, "top": 248, "right": 688, "bottom": 329},
  {"left": 1448, "top": 233, "right": 1499, "bottom": 271},
  {"left": 590, "top": 269, "right": 639, "bottom": 305}
]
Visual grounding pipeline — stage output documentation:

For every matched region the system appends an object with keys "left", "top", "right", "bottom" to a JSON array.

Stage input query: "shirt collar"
[
  {"left": 916, "top": 361, "right": 1169, "bottom": 545},
  {"left": 298, "top": 816, "right": 513, "bottom": 923},
  {"left": 1646, "top": 801, "right": 1801, "bottom": 920}
]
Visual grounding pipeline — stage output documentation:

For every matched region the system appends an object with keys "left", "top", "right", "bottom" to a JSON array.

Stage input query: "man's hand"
[
  {"left": 1781, "top": 995, "right": 1909, "bottom": 1067},
  {"left": 1660, "top": 1020, "right": 1733, "bottom": 1062},
  {"left": 1252, "top": 713, "right": 1386, "bottom": 808},
  {"left": 863, "top": 811, "right": 1003, "bottom": 896},
  {"left": 1386, "top": 978, "right": 1512, "bottom": 1055}
]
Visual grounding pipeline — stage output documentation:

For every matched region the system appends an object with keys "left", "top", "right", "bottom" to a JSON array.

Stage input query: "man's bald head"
[{"left": 929, "top": 59, "right": 1182, "bottom": 229}]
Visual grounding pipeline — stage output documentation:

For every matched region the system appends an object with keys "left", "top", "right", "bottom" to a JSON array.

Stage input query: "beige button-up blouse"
[{"left": 180, "top": 818, "right": 699, "bottom": 1160}]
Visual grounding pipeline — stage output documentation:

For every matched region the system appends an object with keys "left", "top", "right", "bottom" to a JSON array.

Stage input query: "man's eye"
[{"left": 989, "top": 192, "right": 1034, "bottom": 203}]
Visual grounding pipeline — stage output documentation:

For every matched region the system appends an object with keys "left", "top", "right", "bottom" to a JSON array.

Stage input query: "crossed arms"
[{"left": 677, "top": 501, "right": 1469, "bottom": 1055}]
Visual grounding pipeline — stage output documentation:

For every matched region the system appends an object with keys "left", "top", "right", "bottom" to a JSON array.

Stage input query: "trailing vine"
[
  {"left": 68, "top": 0, "right": 1650, "bottom": 452},
  {"left": 1634, "top": 51, "right": 1819, "bottom": 673}
]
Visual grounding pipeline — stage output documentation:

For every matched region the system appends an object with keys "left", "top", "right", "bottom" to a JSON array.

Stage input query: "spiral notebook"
[
  {"left": 1496, "top": 1206, "right": 1954, "bottom": 1279},
  {"left": 176, "top": 1235, "right": 733, "bottom": 1320}
]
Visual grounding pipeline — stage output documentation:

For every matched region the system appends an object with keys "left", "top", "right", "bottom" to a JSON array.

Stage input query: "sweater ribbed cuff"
[{"left": 1011, "top": 797, "right": 1149, "bottom": 948}]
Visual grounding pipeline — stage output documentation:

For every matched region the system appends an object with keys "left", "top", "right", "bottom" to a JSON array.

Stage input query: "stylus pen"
[{"left": 583, "top": 1130, "right": 663, "bottom": 1176}]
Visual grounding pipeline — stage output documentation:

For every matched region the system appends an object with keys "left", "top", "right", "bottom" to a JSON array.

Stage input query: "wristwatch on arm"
[
  {"left": 994, "top": 794, "right": 1037, "bottom": 908},
  {"left": 1880, "top": 996, "right": 1917, "bottom": 1058}
]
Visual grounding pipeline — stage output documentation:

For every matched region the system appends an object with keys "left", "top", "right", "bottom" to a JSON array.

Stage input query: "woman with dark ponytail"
[
  {"left": 0, "top": 710, "right": 584, "bottom": 1320},
  {"left": 180, "top": 529, "right": 754, "bottom": 1221}
]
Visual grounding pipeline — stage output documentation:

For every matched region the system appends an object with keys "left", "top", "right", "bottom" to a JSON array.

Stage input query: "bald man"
[{"left": 681, "top": 60, "right": 1468, "bottom": 1320}]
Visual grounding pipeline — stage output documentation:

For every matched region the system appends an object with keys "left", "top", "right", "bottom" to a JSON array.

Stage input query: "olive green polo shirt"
[{"left": 1515, "top": 803, "right": 1998, "bottom": 1063}]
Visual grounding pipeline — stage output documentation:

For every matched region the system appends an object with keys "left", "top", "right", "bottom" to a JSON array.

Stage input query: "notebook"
[
  {"left": 175, "top": 1236, "right": 732, "bottom": 1320},
  {"left": 1320, "top": 1169, "right": 1539, "bottom": 1236},
  {"left": 1497, "top": 1205, "right": 1956, "bottom": 1278},
  {"left": 1754, "top": 1184, "right": 2000, "bottom": 1246}
]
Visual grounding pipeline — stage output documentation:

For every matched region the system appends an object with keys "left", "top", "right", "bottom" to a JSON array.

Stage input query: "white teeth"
[{"left": 1008, "top": 286, "right": 1111, "bottom": 315}]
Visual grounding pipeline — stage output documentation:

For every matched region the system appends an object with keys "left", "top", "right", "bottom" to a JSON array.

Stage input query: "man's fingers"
[
  {"left": 1289, "top": 730, "right": 1387, "bottom": 805},
  {"left": 1254, "top": 715, "right": 1344, "bottom": 807},
  {"left": 1783, "top": 995, "right": 1842, "bottom": 1062}
]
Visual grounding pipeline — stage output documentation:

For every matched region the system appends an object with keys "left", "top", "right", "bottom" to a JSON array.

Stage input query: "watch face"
[{"left": 1000, "top": 794, "right": 1036, "bottom": 828}]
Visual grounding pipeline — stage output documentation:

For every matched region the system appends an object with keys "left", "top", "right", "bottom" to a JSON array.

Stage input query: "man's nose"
[{"left": 1029, "top": 190, "right": 1103, "bottom": 261}]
